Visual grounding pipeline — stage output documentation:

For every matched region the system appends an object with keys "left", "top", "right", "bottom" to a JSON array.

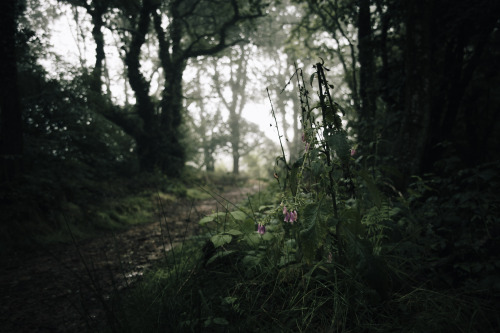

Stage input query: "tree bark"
[
  {"left": 392, "top": 0, "right": 432, "bottom": 178},
  {"left": 0, "top": 0, "right": 23, "bottom": 182},
  {"left": 152, "top": 9, "right": 186, "bottom": 175},
  {"left": 88, "top": 1, "right": 107, "bottom": 95},
  {"left": 124, "top": 0, "right": 158, "bottom": 172},
  {"left": 357, "top": 0, "right": 376, "bottom": 152}
]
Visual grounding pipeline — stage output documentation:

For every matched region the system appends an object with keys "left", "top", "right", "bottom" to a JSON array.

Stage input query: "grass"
[
  {"left": 111, "top": 183, "right": 334, "bottom": 331},
  {"left": 0, "top": 164, "right": 253, "bottom": 256},
  {"left": 8, "top": 190, "right": 159, "bottom": 249},
  {"left": 186, "top": 188, "right": 213, "bottom": 200},
  {"left": 108, "top": 181, "right": 499, "bottom": 333},
  {"left": 0, "top": 170, "right": 186, "bottom": 255}
]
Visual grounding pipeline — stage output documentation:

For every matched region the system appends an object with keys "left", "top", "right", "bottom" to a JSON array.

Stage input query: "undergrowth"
[
  {"left": 0, "top": 166, "right": 208, "bottom": 254},
  {"left": 110, "top": 61, "right": 499, "bottom": 332}
]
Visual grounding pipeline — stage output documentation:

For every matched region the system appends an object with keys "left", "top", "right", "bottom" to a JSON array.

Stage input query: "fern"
[
  {"left": 362, "top": 202, "right": 392, "bottom": 254},
  {"left": 298, "top": 199, "right": 332, "bottom": 263}
]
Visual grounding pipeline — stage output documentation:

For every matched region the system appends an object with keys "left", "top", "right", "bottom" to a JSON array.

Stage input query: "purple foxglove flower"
[
  {"left": 350, "top": 149, "right": 356, "bottom": 156},
  {"left": 258, "top": 224, "right": 266, "bottom": 235},
  {"left": 292, "top": 210, "right": 298, "bottom": 222},
  {"left": 283, "top": 206, "right": 287, "bottom": 215},
  {"left": 284, "top": 211, "right": 291, "bottom": 222}
]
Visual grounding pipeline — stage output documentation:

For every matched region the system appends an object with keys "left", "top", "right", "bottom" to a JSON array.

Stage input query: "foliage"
[
  {"left": 11, "top": 0, "right": 498, "bottom": 328},
  {"left": 295, "top": 0, "right": 500, "bottom": 185},
  {"left": 0, "top": 42, "right": 186, "bottom": 252},
  {"left": 111, "top": 59, "right": 499, "bottom": 332}
]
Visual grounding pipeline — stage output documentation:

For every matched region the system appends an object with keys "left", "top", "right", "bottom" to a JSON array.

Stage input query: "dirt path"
[{"left": 0, "top": 183, "right": 262, "bottom": 332}]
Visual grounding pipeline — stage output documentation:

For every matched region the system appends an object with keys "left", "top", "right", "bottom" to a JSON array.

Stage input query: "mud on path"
[{"left": 0, "top": 183, "right": 263, "bottom": 332}]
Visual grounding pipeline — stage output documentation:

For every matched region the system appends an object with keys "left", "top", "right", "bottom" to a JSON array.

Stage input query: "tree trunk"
[
  {"left": 124, "top": 0, "right": 157, "bottom": 172},
  {"left": 393, "top": 0, "right": 432, "bottom": 179},
  {"left": 232, "top": 153, "right": 240, "bottom": 175},
  {"left": 0, "top": 0, "right": 23, "bottom": 182},
  {"left": 89, "top": 2, "right": 106, "bottom": 95},
  {"left": 357, "top": 0, "right": 376, "bottom": 153},
  {"left": 153, "top": 8, "right": 186, "bottom": 176},
  {"left": 158, "top": 71, "right": 186, "bottom": 175},
  {"left": 230, "top": 113, "right": 241, "bottom": 174},
  {"left": 204, "top": 143, "right": 215, "bottom": 172}
]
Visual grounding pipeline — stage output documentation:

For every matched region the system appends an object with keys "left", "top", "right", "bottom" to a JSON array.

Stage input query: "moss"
[{"left": 186, "top": 188, "right": 212, "bottom": 200}]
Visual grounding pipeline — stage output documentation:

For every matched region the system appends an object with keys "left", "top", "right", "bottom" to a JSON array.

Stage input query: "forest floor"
[{"left": 0, "top": 182, "right": 263, "bottom": 332}]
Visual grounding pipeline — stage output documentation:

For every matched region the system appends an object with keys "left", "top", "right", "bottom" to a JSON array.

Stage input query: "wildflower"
[
  {"left": 350, "top": 149, "right": 356, "bottom": 156},
  {"left": 327, "top": 252, "right": 333, "bottom": 263},
  {"left": 283, "top": 206, "right": 287, "bottom": 215},
  {"left": 305, "top": 142, "right": 310, "bottom": 152},
  {"left": 284, "top": 210, "right": 298, "bottom": 224},
  {"left": 258, "top": 223, "right": 266, "bottom": 235},
  {"left": 301, "top": 132, "right": 306, "bottom": 142}
]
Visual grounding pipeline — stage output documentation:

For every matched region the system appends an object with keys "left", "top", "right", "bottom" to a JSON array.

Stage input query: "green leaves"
[
  {"left": 225, "top": 229, "right": 243, "bottom": 236},
  {"left": 210, "top": 234, "right": 232, "bottom": 248},
  {"left": 208, "top": 229, "right": 244, "bottom": 248},
  {"left": 289, "top": 157, "right": 303, "bottom": 197},
  {"left": 358, "top": 170, "right": 382, "bottom": 208},
  {"left": 199, "top": 208, "right": 256, "bottom": 248},
  {"left": 298, "top": 200, "right": 332, "bottom": 263},
  {"left": 310, "top": 72, "right": 317, "bottom": 86},
  {"left": 199, "top": 210, "right": 249, "bottom": 226},
  {"left": 323, "top": 103, "right": 343, "bottom": 129},
  {"left": 230, "top": 211, "right": 247, "bottom": 221},
  {"left": 199, "top": 212, "right": 226, "bottom": 225},
  {"left": 325, "top": 128, "right": 350, "bottom": 161}
]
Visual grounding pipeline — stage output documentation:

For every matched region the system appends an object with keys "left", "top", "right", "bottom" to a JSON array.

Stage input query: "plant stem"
[
  {"left": 267, "top": 87, "right": 289, "bottom": 171},
  {"left": 315, "top": 62, "right": 338, "bottom": 220}
]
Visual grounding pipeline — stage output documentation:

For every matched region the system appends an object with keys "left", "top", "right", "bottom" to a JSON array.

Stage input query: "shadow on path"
[{"left": 0, "top": 182, "right": 263, "bottom": 332}]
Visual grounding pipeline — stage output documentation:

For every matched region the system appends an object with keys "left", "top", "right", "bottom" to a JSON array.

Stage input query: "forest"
[{"left": 1, "top": 0, "right": 499, "bottom": 332}]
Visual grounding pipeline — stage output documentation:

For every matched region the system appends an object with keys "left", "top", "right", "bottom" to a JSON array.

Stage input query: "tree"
[
  {"left": 210, "top": 43, "right": 268, "bottom": 174},
  {"left": 251, "top": 0, "right": 313, "bottom": 162},
  {"left": 357, "top": 0, "right": 376, "bottom": 149},
  {"left": 297, "top": 0, "right": 500, "bottom": 184},
  {"left": 116, "top": 0, "right": 266, "bottom": 176},
  {"left": 211, "top": 44, "right": 251, "bottom": 174},
  {"left": 0, "top": 0, "right": 24, "bottom": 181},
  {"left": 185, "top": 65, "right": 227, "bottom": 172},
  {"left": 59, "top": 0, "right": 111, "bottom": 95},
  {"left": 56, "top": 0, "right": 266, "bottom": 176},
  {"left": 263, "top": 54, "right": 304, "bottom": 162},
  {"left": 402, "top": 0, "right": 500, "bottom": 174},
  {"left": 292, "top": 0, "right": 360, "bottom": 110}
]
